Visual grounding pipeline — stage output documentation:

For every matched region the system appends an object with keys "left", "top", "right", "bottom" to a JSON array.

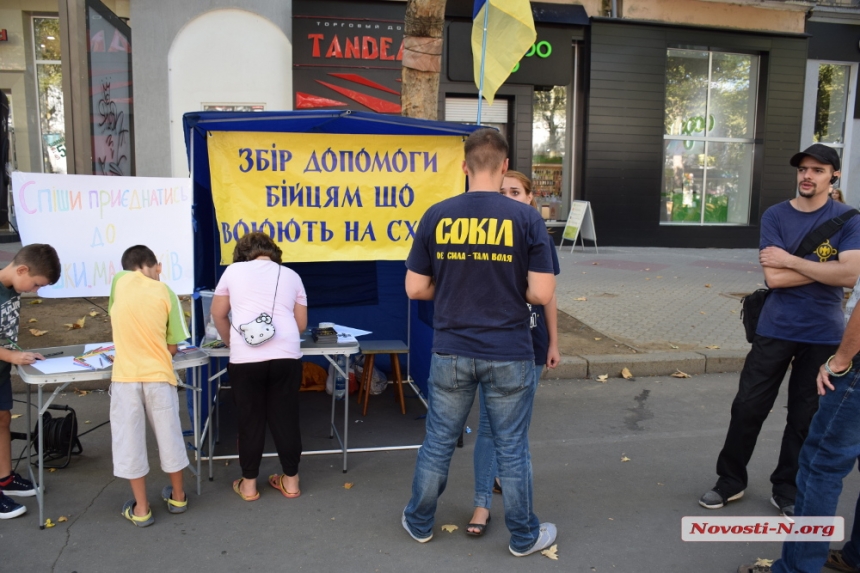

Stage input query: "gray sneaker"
[
  {"left": 699, "top": 489, "right": 744, "bottom": 509},
  {"left": 771, "top": 495, "right": 795, "bottom": 517},
  {"left": 509, "top": 522, "right": 557, "bottom": 557},
  {"left": 401, "top": 511, "right": 432, "bottom": 543}
]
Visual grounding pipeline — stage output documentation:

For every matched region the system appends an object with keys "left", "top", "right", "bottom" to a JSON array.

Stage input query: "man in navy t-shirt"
[
  {"left": 401, "top": 128, "right": 557, "bottom": 557},
  {"left": 700, "top": 144, "right": 860, "bottom": 517}
]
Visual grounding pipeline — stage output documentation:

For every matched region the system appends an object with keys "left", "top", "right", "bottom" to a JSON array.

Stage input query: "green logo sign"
[{"left": 512, "top": 40, "right": 553, "bottom": 73}]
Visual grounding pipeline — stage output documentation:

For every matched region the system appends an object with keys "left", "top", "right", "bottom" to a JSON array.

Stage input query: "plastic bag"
[
  {"left": 353, "top": 355, "right": 389, "bottom": 395},
  {"left": 325, "top": 358, "right": 357, "bottom": 396}
]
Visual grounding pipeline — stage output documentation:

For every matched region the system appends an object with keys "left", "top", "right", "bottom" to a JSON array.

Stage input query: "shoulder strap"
[{"left": 793, "top": 209, "right": 860, "bottom": 258}]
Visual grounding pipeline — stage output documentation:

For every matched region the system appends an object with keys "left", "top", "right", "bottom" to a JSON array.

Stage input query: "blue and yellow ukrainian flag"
[{"left": 472, "top": 0, "right": 537, "bottom": 105}]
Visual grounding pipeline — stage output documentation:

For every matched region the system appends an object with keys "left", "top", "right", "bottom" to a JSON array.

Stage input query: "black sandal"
[
  {"left": 466, "top": 514, "right": 491, "bottom": 537},
  {"left": 492, "top": 478, "right": 502, "bottom": 494}
]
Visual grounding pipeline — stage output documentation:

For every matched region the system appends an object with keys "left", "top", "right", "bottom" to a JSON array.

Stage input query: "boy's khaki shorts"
[{"left": 110, "top": 381, "right": 189, "bottom": 480}]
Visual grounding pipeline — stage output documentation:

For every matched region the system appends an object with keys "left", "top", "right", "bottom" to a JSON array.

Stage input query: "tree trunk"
[{"left": 401, "top": 0, "right": 446, "bottom": 120}]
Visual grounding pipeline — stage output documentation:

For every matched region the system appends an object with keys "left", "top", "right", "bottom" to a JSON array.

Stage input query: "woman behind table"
[
  {"left": 211, "top": 232, "right": 308, "bottom": 501},
  {"left": 466, "top": 170, "right": 561, "bottom": 535}
]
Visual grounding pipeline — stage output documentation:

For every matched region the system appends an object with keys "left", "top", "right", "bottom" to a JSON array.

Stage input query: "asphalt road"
[{"left": 4, "top": 372, "right": 857, "bottom": 573}]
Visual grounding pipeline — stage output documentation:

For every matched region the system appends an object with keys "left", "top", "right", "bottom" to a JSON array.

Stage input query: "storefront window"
[
  {"left": 814, "top": 63, "right": 851, "bottom": 160},
  {"left": 662, "top": 49, "right": 758, "bottom": 225},
  {"left": 532, "top": 86, "right": 566, "bottom": 220},
  {"left": 33, "top": 16, "right": 65, "bottom": 174}
]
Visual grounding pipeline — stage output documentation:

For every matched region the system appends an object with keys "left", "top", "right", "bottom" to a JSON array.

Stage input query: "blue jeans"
[
  {"left": 404, "top": 354, "right": 541, "bottom": 552},
  {"left": 772, "top": 362, "right": 860, "bottom": 573},
  {"left": 474, "top": 364, "right": 543, "bottom": 510}
]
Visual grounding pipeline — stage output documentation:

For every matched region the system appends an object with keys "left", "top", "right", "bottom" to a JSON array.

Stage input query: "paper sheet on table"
[
  {"left": 29, "top": 356, "right": 86, "bottom": 375},
  {"left": 333, "top": 325, "right": 371, "bottom": 337}
]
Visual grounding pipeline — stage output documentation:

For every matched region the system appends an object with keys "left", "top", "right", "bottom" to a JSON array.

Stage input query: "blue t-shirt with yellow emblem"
[
  {"left": 758, "top": 199, "right": 860, "bottom": 345},
  {"left": 406, "top": 191, "right": 555, "bottom": 361}
]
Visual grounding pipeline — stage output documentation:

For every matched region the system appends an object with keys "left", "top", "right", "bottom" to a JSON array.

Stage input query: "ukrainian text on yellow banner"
[{"left": 207, "top": 131, "right": 467, "bottom": 264}]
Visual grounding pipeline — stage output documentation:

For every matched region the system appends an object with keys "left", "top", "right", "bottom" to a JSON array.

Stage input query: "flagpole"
[{"left": 477, "top": 1, "right": 489, "bottom": 125}]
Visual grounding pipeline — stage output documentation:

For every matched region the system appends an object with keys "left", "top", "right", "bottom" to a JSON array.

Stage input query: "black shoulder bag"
[{"left": 741, "top": 209, "right": 860, "bottom": 343}]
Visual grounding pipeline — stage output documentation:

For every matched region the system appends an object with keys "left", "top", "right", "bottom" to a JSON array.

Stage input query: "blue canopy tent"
[{"left": 182, "top": 110, "right": 482, "bottom": 393}]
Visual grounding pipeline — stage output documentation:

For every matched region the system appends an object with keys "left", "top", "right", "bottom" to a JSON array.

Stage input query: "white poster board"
[
  {"left": 560, "top": 200, "right": 598, "bottom": 253},
  {"left": 12, "top": 172, "right": 194, "bottom": 297}
]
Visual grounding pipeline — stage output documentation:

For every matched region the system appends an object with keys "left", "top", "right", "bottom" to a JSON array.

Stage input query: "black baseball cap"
[{"left": 790, "top": 143, "right": 840, "bottom": 171}]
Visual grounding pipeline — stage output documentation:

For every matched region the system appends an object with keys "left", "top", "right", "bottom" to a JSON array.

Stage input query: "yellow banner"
[{"left": 207, "top": 131, "right": 467, "bottom": 264}]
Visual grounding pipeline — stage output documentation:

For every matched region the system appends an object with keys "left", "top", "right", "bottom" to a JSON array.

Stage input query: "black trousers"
[
  {"left": 229, "top": 358, "right": 303, "bottom": 479},
  {"left": 714, "top": 335, "right": 836, "bottom": 501}
]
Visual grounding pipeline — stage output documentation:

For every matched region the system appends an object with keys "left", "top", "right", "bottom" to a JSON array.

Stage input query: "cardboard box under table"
[{"left": 17, "top": 344, "right": 208, "bottom": 529}]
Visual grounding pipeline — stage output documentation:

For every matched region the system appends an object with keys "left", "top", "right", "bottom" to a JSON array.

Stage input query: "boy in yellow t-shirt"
[{"left": 109, "top": 245, "right": 190, "bottom": 527}]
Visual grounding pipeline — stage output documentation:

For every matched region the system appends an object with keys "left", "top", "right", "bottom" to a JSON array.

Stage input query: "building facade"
[{"left": 1, "top": 0, "right": 857, "bottom": 247}]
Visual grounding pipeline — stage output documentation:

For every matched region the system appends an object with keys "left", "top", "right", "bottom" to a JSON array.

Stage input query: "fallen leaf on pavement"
[
  {"left": 74, "top": 388, "right": 90, "bottom": 396},
  {"left": 594, "top": 337, "right": 602, "bottom": 341},
  {"left": 755, "top": 559, "right": 774, "bottom": 567},
  {"left": 700, "top": 311, "right": 706, "bottom": 315},
  {"left": 343, "top": 482, "right": 354, "bottom": 490},
  {"left": 621, "top": 456, "right": 631, "bottom": 462},
  {"left": 64, "top": 317, "right": 86, "bottom": 330},
  {"left": 704, "top": 284, "right": 711, "bottom": 288},
  {"left": 57, "top": 516, "right": 68, "bottom": 523},
  {"left": 11, "top": 414, "right": 21, "bottom": 419},
  {"left": 29, "top": 299, "right": 43, "bottom": 305},
  {"left": 44, "top": 518, "right": 55, "bottom": 527},
  {"left": 28, "top": 318, "right": 37, "bottom": 323},
  {"left": 84, "top": 420, "right": 91, "bottom": 424},
  {"left": 621, "top": 367, "right": 634, "bottom": 380},
  {"left": 541, "top": 544, "right": 559, "bottom": 560},
  {"left": 574, "top": 297, "right": 587, "bottom": 301},
  {"left": 669, "top": 344, "right": 679, "bottom": 349},
  {"left": 48, "top": 468, "right": 57, "bottom": 473},
  {"left": 29, "top": 328, "right": 48, "bottom": 337},
  {"left": 88, "top": 311, "right": 99, "bottom": 317},
  {"left": 705, "top": 345, "right": 720, "bottom": 349},
  {"left": 671, "top": 370, "right": 691, "bottom": 378},
  {"left": 184, "top": 311, "right": 191, "bottom": 318},
  {"left": 597, "top": 374, "right": 608, "bottom": 383},
  {"left": 441, "top": 524, "right": 458, "bottom": 533}
]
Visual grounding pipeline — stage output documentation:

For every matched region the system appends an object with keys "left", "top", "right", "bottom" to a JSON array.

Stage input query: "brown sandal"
[{"left": 268, "top": 474, "right": 300, "bottom": 498}]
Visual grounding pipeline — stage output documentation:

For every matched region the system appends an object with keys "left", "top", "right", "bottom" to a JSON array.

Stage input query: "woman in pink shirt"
[{"left": 211, "top": 233, "right": 308, "bottom": 501}]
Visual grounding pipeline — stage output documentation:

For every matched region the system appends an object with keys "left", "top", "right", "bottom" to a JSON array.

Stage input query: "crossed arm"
[{"left": 760, "top": 247, "right": 860, "bottom": 289}]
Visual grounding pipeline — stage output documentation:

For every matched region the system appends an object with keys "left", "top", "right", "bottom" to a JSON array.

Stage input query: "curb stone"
[{"left": 581, "top": 352, "right": 706, "bottom": 378}]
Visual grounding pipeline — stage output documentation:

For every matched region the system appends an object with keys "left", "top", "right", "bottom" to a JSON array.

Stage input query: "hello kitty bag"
[{"left": 233, "top": 266, "right": 280, "bottom": 346}]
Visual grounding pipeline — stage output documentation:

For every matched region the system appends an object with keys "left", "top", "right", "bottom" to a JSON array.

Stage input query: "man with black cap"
[{"left": 699, "top": 143, "right": 860, "bottom": 518}]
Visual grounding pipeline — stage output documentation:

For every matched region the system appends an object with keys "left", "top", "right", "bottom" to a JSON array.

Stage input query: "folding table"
[
  {"left": 17, "top": 344, "right": 208, "bottom": 529},
  {"left": 202, "top": 339, "right": 360, "bottom": 476}
]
